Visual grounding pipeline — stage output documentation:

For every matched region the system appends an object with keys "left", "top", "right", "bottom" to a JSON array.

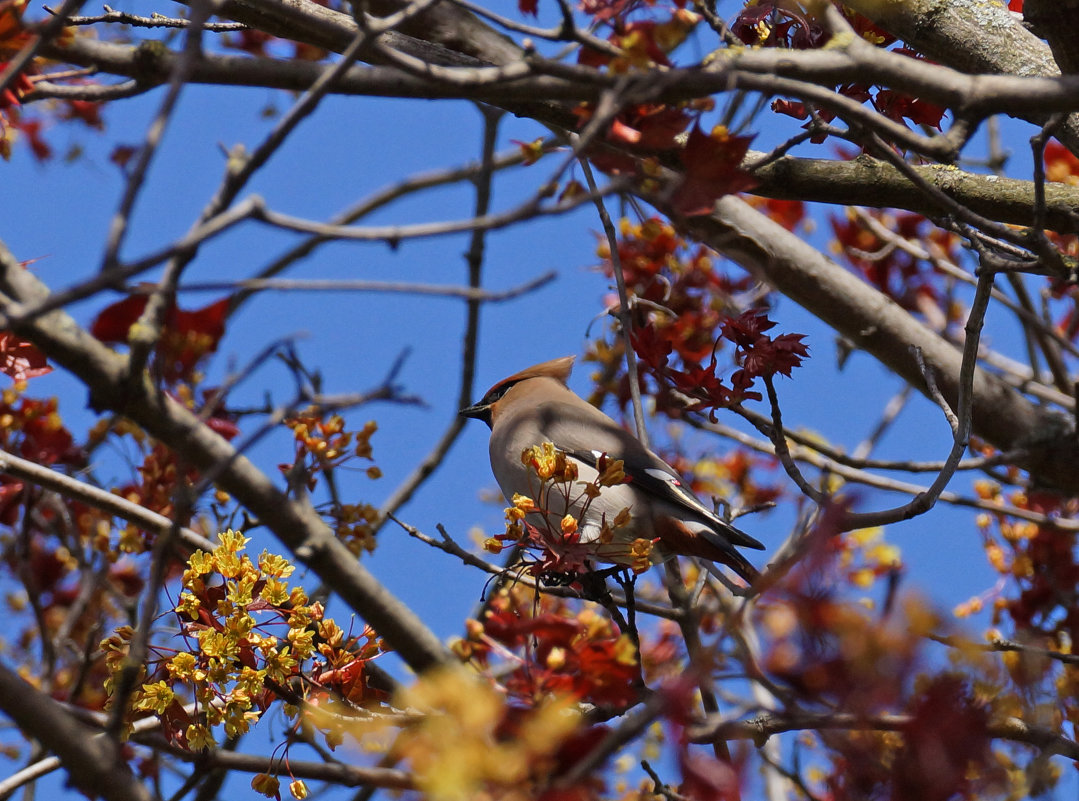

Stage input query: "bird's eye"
[{"left": 482, "top": 381, "right": 517, "bottom": 404}]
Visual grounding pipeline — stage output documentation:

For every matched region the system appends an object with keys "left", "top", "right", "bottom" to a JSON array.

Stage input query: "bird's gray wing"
[{"left": 563, "top": 446, "right": 765, "bottom": 551}]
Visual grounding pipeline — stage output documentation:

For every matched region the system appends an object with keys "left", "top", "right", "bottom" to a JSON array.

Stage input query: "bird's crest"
[{"left": 485, "top": 355, "right": 574, "bottom": 395}]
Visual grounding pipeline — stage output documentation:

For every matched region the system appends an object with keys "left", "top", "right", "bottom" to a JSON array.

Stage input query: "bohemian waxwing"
[{"left": 460, "top": 356, "right": 763, "bottom": 584}]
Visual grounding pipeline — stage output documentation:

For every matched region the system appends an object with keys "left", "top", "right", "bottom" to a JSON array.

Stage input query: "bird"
[{"left": 460, "top": 355, "right": 763, "bottom": 584}]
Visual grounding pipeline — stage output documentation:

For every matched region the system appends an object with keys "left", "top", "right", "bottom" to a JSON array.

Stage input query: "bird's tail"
[{"left": 656, "top": 516, "right": 760, "bottom": 585}]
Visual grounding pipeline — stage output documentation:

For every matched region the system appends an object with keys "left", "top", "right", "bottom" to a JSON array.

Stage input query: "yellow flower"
[
  {"left": 258, "top": 551, "right": 295, "bottom": 578},
  {"left": 217, "top": 529, "right": 250, "bottom": 553},
  {"left": 597, "top": 457, "right": 626, "bottom": 487},
  {"left": 186, "top": 723, "right": 216, "bottom": 751},
  {"left": 318, "top": 619, "right": 344, "bottom": 647},
  {"left": 251, "top": 773, "right": 280, "bottom": 798},
  {"left": 167, "top": 652, "right": 197, "bottom": 680},
  {"left": 183, "top": 549, "right": 215, "bottom": 585},
  {"left": 177, "top": 592, "right": 202, "bottom": 620},
  {"left": 523, "top": 442, "right": 559, "bottom": 480},
  {"left": 134, "top": 681, "right": 174, "bottom": 714},
  {"left": 288, "top": 627, "right": 316, "bottom": 659},
  {"left": 850, "top": 568, "right": 875, "bottom": 588},
  {"left": 629, "top": 539, "right": 654, "bottom": 573},
  {"left": 262, "top": 576, "right": 290, "bottom": 606},
  {"left": 511, "top": 494, "right": 538, "bottom": 513},
  {"left": 613, "top": 634, "right": 638, "bottom": 666}
]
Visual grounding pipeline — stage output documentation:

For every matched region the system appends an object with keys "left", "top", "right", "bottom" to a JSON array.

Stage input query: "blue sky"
[{"left": 1, "top": 1, "right": 1059, "bottom": 793}]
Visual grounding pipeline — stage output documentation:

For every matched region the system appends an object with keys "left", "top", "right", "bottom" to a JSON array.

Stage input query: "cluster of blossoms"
[
  {"left": 456, "top": 583, "right": 640, "bottom": 709},
  {"left": 484, "top": 442, "right": 652, "bottom": 576},
  {"left": 101, "top": 530, "right": 385, "bottom": 798},
  {"left": 285, "top": 412, "right": 379, "bottom": 476},
  {"left": 282, "top": 412, "right": 383, "bottom": 554},
  {"left": 90, "top": 296, "right": 231, "bottom": 385},
  {"left": 392, "top": 666, "right": 591, "bottom": 801}
]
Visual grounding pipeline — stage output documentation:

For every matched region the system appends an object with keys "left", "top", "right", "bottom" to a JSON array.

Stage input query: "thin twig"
[
  {"left": 579, "top": 156, "right": 649, "bottom": 445},
  {"left": 100, "top": 0, "right": 220, "bottom": 272},
  {"left": 59, "top": 6, "right": 246, "bottom": 29},
  {"left": 911, "top": 346, "right": 959, "bottom": 435},
  {"left": 698, "top": 416, "right": 1078, "bottom": 531},
  {"left": 153, "top": 274, "right": 558, "bottom": 301}
]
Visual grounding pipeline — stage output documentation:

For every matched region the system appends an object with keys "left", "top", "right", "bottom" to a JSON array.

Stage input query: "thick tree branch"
[
  {"left": 38, "top": 31, "right": 1079, "bottom": 121},
  {"left": 0, "top": 660, "right": 153, "bottom": 801},
  {"left": 751, "top": 152, "right": 1079, "bottom": 234},
  {"left": 31, "top": 38, "right": 1079, "bottom": 235}
]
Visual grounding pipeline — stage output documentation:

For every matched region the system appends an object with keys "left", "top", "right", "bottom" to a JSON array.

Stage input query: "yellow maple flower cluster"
[
  {"left": 485, "top": 443, "right": 640, "bottom": 571},
  {"left": 334, "top": 501, "right": 383, "bottom": 556},
  {"left": 102, "top": 530, "right": 378, "bottom": 799},
  {"left": 392, "top": 666, "right": 582, "bottom": 801},
  {"left": 282, "top": 412, "right": 383, "bottom": 553},
  {"left": 285, "top": 411, "right": 380, "bottom": 477}
]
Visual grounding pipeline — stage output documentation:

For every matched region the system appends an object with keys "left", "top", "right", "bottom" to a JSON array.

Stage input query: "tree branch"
[{"left": 0, "top": 660, "right": 153, "bottom": 801}]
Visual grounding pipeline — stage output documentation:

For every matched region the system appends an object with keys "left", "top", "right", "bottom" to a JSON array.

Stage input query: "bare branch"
[
  {"left": 0, "top": 449, "right": 216, "bottom": 552},
  {"left": 689, "top": 711, "right": 1079, "bottom": 761},
  {"left": 162, "top": 273, "right": 558, "bottom": 301},
  {"left": 0, "top": 660, "right": 153, "bottom": 801}
]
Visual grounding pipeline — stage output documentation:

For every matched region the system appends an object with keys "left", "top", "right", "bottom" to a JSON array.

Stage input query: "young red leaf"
[
  {"left": 670, "top": 126, "right": 757, "bottom": 217},
  {"left": 171, "top": 297, "right": 229, "bottom": 344},
  {"left": 90, "top": 294, "right": 149, "bottom": 343},
  {"left": 0, "top": 475, "right": 23, "bottom": 525},
  {"left": 91, "top": 295, "right": 230, "bottom": 381},
  {"left": 630, "top": 323, "right": 672, "bottom": 369}
]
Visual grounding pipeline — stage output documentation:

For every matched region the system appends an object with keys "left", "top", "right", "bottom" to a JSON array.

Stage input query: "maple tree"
[{"left": 4, "top": 0, "right": 1079, "bottom": 798}]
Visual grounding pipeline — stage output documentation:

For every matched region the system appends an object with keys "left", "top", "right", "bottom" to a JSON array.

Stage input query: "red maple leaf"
[
  {"left": 719, "top": 310, "right": 775, "bottom": 347},
  {"left": 60, "top": 99, "right": 104, "bottom": 130},
  {"left": 874, "top": 87, "right": 945, "bottom": 130},
  {"left": 91, "top": 294, "right": 230, "bottom": 381},
  {"left": 90, "top": 294, "right": 148, "bottom": 342},
  {"left": 722, "top": 311, "right": 808, "bottom": 379},
  {"left": 670, "top": 126, "right": 757, "bottom": 216},
  {"left": 0, "top": 475, "right": 23, "bottom": 525},
  {"left": 14, "top": 116, "right": 51, "bottom": 161},
  {"left": 630, "top": 323, "right": 673, "bottom": 369}
]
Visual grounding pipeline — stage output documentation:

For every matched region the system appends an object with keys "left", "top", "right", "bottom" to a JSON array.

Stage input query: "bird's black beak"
[{"left": 459, "top": 401, "right": 493, "bottom": 428}]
